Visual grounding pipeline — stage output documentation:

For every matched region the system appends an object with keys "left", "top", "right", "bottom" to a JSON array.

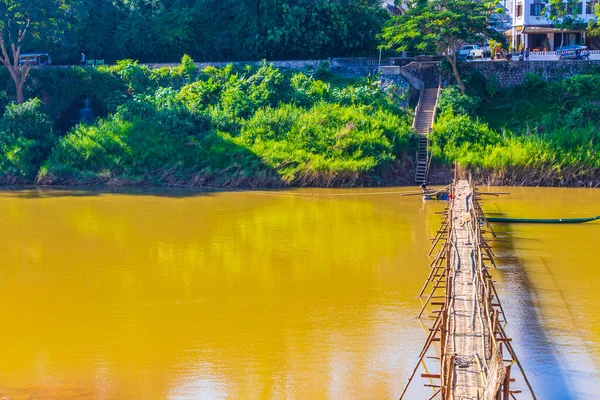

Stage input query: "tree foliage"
[
  {"left": 0, "top": 0, "right": 80, "bottom": 103},
  {"left": 38, "top": 0, "right": 389, "bottom": 64},
  {"left": 543, "top": 0, "right": 585, "bottom": 49},
  {"left": 379, "top": 0, "right": 501, "bottom": 93}
]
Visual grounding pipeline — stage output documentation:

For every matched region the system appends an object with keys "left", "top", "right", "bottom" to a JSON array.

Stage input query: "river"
[{"left": 0, "top": 186, "right": 598, "bottom": 399}]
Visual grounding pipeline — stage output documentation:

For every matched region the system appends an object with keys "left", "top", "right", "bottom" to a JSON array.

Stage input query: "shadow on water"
[
  {"left": 492, "top": 224, "right": 575, "bottom": 400},
  {"left": 0, "top": 185, "right": 281, "bottom": 199}
]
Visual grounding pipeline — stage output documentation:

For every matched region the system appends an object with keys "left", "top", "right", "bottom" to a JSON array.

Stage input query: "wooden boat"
[
  {"left": 486, "top": 216, "right": 600, "bottom": 224},
  {"left": 422, "top": 191, "right": 449, "bottom": 201}
]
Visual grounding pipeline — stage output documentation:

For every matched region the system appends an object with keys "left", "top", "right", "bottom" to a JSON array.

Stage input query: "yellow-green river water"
[{"left": 0, "top": 186, "right": 598, "bottom": 399}]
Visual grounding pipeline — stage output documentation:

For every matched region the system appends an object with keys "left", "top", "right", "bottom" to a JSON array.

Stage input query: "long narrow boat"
[{"left": 486, "top": 216, "right": 600, "bottom": 224}]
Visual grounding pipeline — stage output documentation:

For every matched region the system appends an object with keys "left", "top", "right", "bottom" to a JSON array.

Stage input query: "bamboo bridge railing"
[{"left": 399, "top": 175, "right": 537, "bottom": 400}]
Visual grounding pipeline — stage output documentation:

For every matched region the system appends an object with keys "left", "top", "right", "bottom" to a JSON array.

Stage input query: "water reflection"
[
  {"left": 490, "top": 227, "right": 572, "bottom": 399},
  {"left": 483, "top": 187, "right": 600, "bottom": 400},
  {"left": 0, "top": 186, "right": 598, "bottom": 398},
  {"left": 0, "top": 188, "right": 442, "bottom": 398}
]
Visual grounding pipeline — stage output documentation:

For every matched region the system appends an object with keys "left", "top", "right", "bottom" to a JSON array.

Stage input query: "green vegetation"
[
  {"left": 37, "top": 0, "right": 388, "bottom": 64},
  {"left": 3, "top": 49, "right": 600, "bottom": 188},
  {"left": 431, "top": 73, "right": 600, "bottom": 185},
  {"left": 543, "top": 0, "right": 586, "bottom": 50},
  {"left": 379, "top": 0, "right": 503, "bottom": 93},
  {"left": 0, "top": 59, "right": 414, "bottom": 186},
  {"left": 0, "top": 0, "right": 80, "bottom": 103}
]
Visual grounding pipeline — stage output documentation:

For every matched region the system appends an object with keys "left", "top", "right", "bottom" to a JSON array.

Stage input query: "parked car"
[
  {"left": 458, "top": 45, "right": 484, "bottom": 60},
  {"left": 18, "top": 53, "right": 52, "bottom": 66},
  {"left": 481, "top": 46, "right": 492, "bottom": 58},
  {"left": 556, "top": 45, "right": 590, "bottom": 60}
]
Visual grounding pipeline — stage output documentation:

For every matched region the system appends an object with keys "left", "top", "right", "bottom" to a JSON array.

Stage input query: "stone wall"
[
  {"left": 143, "top": 59, "right": 328, "bottom": 70},
  {"left": 379, "top": 74, "right": 412, "bottom": 108},
  {"left": 401, "top": 62, "right": 440, "bottom": 88},
  {"left": 460, "top": 60, "right": 600, "bottom": 87}
]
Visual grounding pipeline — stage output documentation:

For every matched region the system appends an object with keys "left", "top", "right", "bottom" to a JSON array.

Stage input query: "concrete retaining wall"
[{"left": 461, "top": 60, "right": 600, "bottom": 87}]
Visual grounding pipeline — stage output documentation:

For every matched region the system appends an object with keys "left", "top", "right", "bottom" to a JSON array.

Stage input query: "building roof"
[
  {"left": 523, "top": 26, "right": 585, "bottom": 34},
  {"left": 19, "top": 53, "right": 50, "bottom": 57},
  {"left": 505, "top": 25, "right": 587, "bottom": 35}
]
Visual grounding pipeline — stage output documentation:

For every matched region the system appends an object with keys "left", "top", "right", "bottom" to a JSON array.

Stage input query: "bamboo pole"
[
  {"left": 418, "top": 269, "right": 447, "bottom": 318},
  {"left": 399, "top": 317, "right": 441, "bottom": 400},
  {"left": 498, "top": 324, "right": 537, "bottom": 400},
  {"left": 503, "top": 364, "right": 512, "bottom": 400}
]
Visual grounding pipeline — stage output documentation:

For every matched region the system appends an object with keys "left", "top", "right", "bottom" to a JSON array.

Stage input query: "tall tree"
[
  {"left": 379, "top": 0, "right": 499, "bottom": 93},
  {"left": 587, "top": 2, "right": 600, "bottom": 47},
  {"left": 543, "top": 0, "right": 584, "bottom": 49},
  {"left": 0, "top": 0, "right": 80, "bottom": 104}
]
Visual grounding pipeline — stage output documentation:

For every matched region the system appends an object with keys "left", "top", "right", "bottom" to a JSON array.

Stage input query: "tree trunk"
[
  {"left": 16, "top": 81, "right": 25, "bottom": 104},
  {"left": 0, "top": 40, "right": 30, "bottom": 104},
  {"left": 446, "top": 53, "right": 466, "bottom": 94}
]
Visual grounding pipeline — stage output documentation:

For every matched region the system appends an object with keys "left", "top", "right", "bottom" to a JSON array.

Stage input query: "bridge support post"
[{"left": 503, "top": 364, "right": 512, "bottom": 400}]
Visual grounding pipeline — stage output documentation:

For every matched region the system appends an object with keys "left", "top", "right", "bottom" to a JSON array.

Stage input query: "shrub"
[
  {"left": 0, "top": 99, "right": 55, "bottom": 178},
  {"left": 437, "top": 86, "right": 481, "bottom": 116},
  {"left": 11, "top": 63, "right": 415, "bottom": 185},
  {"left": 430, "top": 110, "right": 500, "bottom": 163}
]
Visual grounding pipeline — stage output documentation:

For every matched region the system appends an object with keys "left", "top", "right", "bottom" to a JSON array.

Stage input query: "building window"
[
  {"left": 516, "top": 3, "right": 523, "bottom": 16},
  {"left": 586, "top": 0, "right": 597, "bottom": 14},
  {"left": 530, "top": 2, "right": 545, "bottom": 15},
  {"left": 567, "top": 2, "right": 583, "bottom": 14}
]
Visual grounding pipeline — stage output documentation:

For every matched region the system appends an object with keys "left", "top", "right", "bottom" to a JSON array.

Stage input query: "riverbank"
[
  {"left": 12, "top": 163, "right": 600, "bottom": 189},
  {"left": 0, "top": 59, "right": 415, "bottom": 188},
  {"left": 427, "top": 70, "right": 600, "bottom": 188},
  {"left": 1, "top": 59, "right": 599, "bottom": 189}
]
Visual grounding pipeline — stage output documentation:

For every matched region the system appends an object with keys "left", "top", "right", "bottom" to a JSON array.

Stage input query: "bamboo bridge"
[{"left": 400, "top": 178, "right": 537, "bottom": 400}]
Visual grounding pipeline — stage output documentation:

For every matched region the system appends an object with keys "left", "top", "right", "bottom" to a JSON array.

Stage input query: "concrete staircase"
[{"left": 414, "top": 88, "right": 439, "bottom": 183}]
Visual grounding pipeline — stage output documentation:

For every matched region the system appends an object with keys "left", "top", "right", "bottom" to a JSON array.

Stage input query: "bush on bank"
[
  {"left": 2, "top": 58, "right": 414, "bottom": 186},
  {"left": 0, "top": 99, "right": 56, "bottom": 181},
  {"left": 4, "top": 58, "right": 600, "bottom": 187},
  {"left": 431, "top": 73, "right": 600, "bottom": 185}
]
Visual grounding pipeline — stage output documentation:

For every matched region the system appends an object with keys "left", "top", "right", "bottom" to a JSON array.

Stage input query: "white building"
[{"left": 502, "top": 0, "right": 598, "bottom": 50}]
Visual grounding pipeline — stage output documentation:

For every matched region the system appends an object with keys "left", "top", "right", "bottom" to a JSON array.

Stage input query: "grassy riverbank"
[
  {"left": 2, "top": 60, "right": 600, "bottom": 188},
  {"left": 1, "top": 59, "right": 415, "bottom": 187},
  {"left": 431, "top": 72, "right": 600, "bottom": 187}
]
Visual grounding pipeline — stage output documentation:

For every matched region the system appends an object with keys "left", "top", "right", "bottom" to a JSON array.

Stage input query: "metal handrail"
[
  {"left": 411, "top": 86, "right": 425, "bottom": 130},
  {"left": 422, "top": 79, "right": 442, "bottom": 181}
]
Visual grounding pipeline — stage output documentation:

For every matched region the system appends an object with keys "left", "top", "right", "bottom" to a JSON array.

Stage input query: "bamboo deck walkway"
[
  {"left": 448, "top": 180, "right": 488, "bottom": 397},
  {"left": 400, "top": 178, "right": 537, "bottom": 400}
]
